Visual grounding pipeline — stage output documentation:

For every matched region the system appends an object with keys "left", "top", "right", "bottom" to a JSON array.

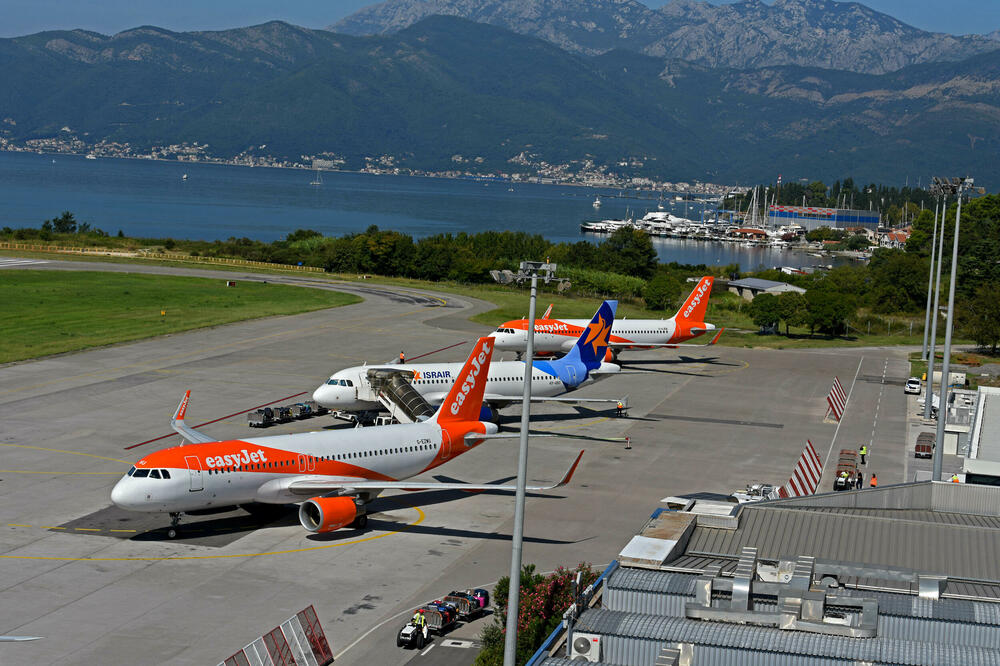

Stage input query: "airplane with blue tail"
[{"left": 313, "top": 300, "right": 623, "bottom": 422}]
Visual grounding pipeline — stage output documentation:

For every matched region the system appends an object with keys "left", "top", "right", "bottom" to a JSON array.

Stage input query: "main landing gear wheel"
[
  {"left": 351, "top": 514, "right": 368, "bottom": 529},
  {"left": 167, "top": 512, "right": 182, "bottom": 539}
]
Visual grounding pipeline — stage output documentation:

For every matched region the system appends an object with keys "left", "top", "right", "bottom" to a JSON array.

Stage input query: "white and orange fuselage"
[
  {"left": 110, "top": 421, "right": 490, "bottom": 514},
  {"left": 490, "top": 276, "right": 718, "bottom": 356}
]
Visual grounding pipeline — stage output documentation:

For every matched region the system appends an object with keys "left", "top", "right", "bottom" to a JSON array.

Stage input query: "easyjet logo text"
[
  {"left": 534, "top": 323, "right": 569, "bottom": 333},
  {"left": 205, "top": 449, "right": 268, "bottom": 468},
  {"left": 682, "top": 280, "right": 710, "bottom": 319},
  {"left": 450, "top": 341, "right": 491, "bottom": 415}
]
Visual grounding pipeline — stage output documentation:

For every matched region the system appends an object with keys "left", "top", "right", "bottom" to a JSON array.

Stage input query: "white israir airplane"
[
  {"left": 489, "top": 276, "right": 722, "bottom": 360},
  {"left": 111, "top": 337, "right": 583, "bottom": 537},
  {"left": 312, "top": 301, "right": 622, "bottom": 421}
]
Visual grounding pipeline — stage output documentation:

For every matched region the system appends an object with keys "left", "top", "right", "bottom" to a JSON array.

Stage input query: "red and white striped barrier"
[
  {"left": 826, "top": 377, "right": 847, "bottom": 421},
  {"left": 776, "top": 440, "right": 823, "bottom": 498}
]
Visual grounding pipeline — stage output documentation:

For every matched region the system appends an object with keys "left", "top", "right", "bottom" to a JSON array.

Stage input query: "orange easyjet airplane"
[
  {"left": 111, "top": 337, "right": 582, "bottom": 537},
  {"left": 489, "top": 276, "right": 722, "bottom": 361}
]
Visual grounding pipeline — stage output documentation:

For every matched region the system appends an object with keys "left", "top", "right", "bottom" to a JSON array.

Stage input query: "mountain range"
[
  {"left": 333, "top": 0, "right": 999, "bottom": 75},
  {"left": 0, "top": 7, "right": 998, "bottom": 188}
]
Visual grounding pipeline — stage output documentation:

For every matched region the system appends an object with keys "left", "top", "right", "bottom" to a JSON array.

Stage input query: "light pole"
[
  {"left": 931, "top": 177, "right": 981, "bottom": 481},
  {"left": 920, "top": 197, "right": 941, "bottom": 361},
  {"left": 923, "top": 185, "right": 948, "bottom": 422},
  {"left": 490, "top": 261, "right": 569, "bottom": 666}
]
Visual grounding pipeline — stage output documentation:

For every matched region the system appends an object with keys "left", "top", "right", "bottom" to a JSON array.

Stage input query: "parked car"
[{"left": 905, "top": 377, "right": 922, "bottom": 394}]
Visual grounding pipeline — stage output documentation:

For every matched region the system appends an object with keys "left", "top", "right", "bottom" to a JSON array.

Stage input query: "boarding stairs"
[{"left": 366, "top": 369, "right": 436, "bottom": 424}]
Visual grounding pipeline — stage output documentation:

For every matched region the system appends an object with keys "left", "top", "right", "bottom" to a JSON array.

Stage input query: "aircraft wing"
[
  {"left": 483, "top": 393, "right": 624, "bottom": 405},
  {"left": 285, "top": 451, "right": 583, "bottom": 494},
  {"left": 609, "top": 328, "right": 724, "bottom": 348},
  {"left": 170, "top": 391, "right": 216, "bottom": 444}
]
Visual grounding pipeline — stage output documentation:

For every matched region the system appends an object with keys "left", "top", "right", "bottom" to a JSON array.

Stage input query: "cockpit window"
[
  {"left": 326, "top": 378, "right": 337, "bottom": 385},
  {"left": 133, "top": 468, "right": 149, "bottom": 478},
  {"left": 127, "top": 466, "right": 136, "bottom": 476},
  {"left": 345, "top": 380, "right": 353, "bottom": 387},
  {"left": 496, "top": 327, "right": 504, "bottom": 332},
  {"left": 161, "top": 469, "right": 171, "bottom": 479},
  {"left": 150, "top": 469, "right": 161, "bottom": 479}
]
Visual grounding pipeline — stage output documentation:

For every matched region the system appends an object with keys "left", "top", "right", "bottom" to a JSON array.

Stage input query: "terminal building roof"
[{"left": 539, "top": 481, "right": 1000, "bottom": 666}]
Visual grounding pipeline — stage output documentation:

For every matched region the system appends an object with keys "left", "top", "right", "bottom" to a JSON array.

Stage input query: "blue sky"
[{"left": 1, "top": 0, "right": 997, "bottom": 38}]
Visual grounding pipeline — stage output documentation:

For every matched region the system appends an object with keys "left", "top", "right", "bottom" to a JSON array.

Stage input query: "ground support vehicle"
[
  {"left": 247, "top": 408, "right": 274, "bottom": 428},
  {"left": 418, "top": 604, "right": 458, "bottom": 634},
  {"left": 290, "top": 402, "right": 312, "bottom": 419},
  {"left": 915, "top": 432, "right": 934, "bottom": 459},
  {"left": 397, "top": 622, "right": 428, "bottom": 649},
  {"left": 834, "top": 449, "right": 858, "bottom": 491},
  {"left": 273, "top": 406, "right": 293, "bottom": 423}
]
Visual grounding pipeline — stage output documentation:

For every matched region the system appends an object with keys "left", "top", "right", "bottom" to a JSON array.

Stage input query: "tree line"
[{"left": 3, "top": 196, "right": 998, "bottom": 350}]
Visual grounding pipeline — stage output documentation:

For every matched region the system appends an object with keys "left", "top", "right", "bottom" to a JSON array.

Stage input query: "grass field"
[
  {"left": 0, "top": 248, "right": 958, "bottom": 352},
  {"left": 0, "top": 270, "right": 360, "bottom": 363}
]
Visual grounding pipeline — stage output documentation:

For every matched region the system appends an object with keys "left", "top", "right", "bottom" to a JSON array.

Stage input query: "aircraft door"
[
  {"left": 184, "top": 456, "right": 203, "bottom": 492},
  {"left": 441, "top": 431, "right": 452, "bottom": 461},
  {"left": 566, "top": 365, "right": 578, "bottom": 385}
]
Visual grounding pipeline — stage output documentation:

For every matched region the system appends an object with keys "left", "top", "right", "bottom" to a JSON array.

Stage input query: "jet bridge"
[{"left": 366, "top": 369, "right": 436, "bottom": 424}]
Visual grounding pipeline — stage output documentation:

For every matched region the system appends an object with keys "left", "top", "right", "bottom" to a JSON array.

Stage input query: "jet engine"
[{"left": 299, "top": 496, "right": 362, "bottom": 533}]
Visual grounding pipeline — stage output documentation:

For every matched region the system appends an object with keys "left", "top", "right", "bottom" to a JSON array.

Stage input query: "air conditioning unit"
[{"left": 570, "top": 631, "right": 601, "bottom": 662}]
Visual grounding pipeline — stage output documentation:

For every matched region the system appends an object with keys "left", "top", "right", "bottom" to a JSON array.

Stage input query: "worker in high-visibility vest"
[
  {"left": 951, "top": 474, "right": 960, "bottom": 483},
  {"left": 870, "top": 473, "right": 878, "bottom": 488},
  {"left": 616, "top": 400, "right": 624, "bottom": 417},
  {"left": 399, "top": 351, "right": 406, "bottom": 364},
  {"left": 859, "top": 445, "right": 868, "bottom": 465}
]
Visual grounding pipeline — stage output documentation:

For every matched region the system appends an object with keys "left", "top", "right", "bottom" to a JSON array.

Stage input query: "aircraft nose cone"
[
  {"left": 110, "top": 478, "right": 132, "bottom": 509},
  {"left": 312, "top": 385, "right": 331, "bottom": 405}
]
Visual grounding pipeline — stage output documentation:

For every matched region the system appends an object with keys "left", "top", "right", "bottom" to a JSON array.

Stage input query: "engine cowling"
[{"left": 299, "top": 496, "right": 359, "bottom": 533}]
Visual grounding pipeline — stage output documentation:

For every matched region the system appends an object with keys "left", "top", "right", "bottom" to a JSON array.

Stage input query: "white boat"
[
  {"left": 85, "top": 154, "right": 97, "bottom": 160},
  {"left": 181, "top": 174, "right": 188, "bottom": 181},
  {"left": 309, "top": 169, "right": 323, "bottom": 186},
  {"left": 593, "top": 196, "right": 601, "bottom": 208}
]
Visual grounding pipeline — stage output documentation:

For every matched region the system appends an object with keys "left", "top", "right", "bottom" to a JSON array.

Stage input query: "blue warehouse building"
[{"left": 768, "top": 205, "right": 881, "bottom": 230}]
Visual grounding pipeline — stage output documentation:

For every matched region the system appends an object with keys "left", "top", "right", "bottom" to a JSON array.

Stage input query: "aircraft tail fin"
[
  {"left": 775, "top": 440, "right": 823, "bottom": 499},
  {"left": 675, "top": 276, "right": 714, "bottom": 323},
  {"left": 571, "top": 300, "right": 617, "bottom": 370},
  {"left": 433, "top": 337, "right": 495, "bottom": 424}
]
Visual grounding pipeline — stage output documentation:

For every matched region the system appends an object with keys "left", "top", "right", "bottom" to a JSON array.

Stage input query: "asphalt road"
[{"left": 0, "top": 259, "right": 913, "bottom": 665}]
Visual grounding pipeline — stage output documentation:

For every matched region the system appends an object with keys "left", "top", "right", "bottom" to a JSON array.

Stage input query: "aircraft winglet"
[
  {"left": 709, "top": 328, "right": 725, "bottom": 345},
  {"left": 169, "top": 391, "right": 215, "bottom": 444},
  {"left": 554, "top": 450, "right": 585, "bottom": 487}
]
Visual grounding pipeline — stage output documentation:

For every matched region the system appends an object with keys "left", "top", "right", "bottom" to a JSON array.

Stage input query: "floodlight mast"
[
  {"left": 924, "top": 182, "right": 948, "bottom": 421},
  {"left": 931, "top": 177, "right": 975, "bottom": 481},
  {"left": 492, "top": 261, "right": 568, "bottom": 666},
  {"left": 920, "top": 196, "right": 941, "bottom": 361}
]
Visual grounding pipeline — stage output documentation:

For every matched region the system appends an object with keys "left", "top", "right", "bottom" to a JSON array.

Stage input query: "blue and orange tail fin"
[
  {"left": 434, "top": 337, "right": 494, "bottom": 424},
  {"left": 572, "top": 300, "right": 617, "bottom": 370},
  {"left": 675, "top": 276, "right": 713, "bottom": 322}
]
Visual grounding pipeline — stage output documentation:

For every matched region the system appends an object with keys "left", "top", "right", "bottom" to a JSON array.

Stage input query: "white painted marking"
[
  {"left": 0, "top": 258, "right": 47, "bottom": 267},
  {"left": 420, "top": 643, "right": 435, "bottom": 656},
  {"left": 442, "top": 639, "right": 474, "bottom": 648}
]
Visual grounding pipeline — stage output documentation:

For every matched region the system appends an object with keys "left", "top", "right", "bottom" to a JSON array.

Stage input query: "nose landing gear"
[{"left": 167, "top": 512, "right": 182, "bottom": 539}]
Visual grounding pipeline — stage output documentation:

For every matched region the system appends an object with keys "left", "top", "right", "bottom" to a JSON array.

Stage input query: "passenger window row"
[{"left": 202, "top": 444, "right": 440, "bottom": 475}]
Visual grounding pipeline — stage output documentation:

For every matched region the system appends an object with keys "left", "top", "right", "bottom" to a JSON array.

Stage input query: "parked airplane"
[
  {"left": 111, "top": 338, "right": 583, "bottom": 537},
  {"left": 312, "top": 301, "right": 622, "bottom": 422},
  {"left": 489, "top": 276, "right": 722, "bottom": 360}
]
